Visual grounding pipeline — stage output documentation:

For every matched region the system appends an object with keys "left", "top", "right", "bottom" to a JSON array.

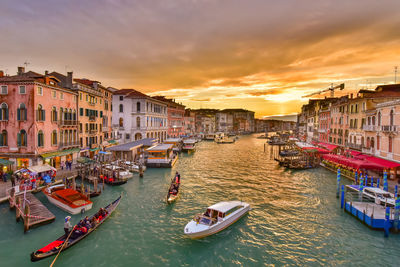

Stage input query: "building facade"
[
  {"left": 153, "top": 96, "right": 185, "bottom": 137},
  {"left": 0, "top": 67, "right": 79, "bottom": 168},
  {"left": 112, "top": 89, "right": 168, "bottom": 143}
]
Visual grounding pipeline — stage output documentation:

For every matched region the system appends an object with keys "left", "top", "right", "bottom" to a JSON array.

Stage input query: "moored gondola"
[
  {"left": 166, "top": 173, "right": 181, "bottom": 204},
  {"left": 30, "top": 195, "right": 121, "bottom": 262}
]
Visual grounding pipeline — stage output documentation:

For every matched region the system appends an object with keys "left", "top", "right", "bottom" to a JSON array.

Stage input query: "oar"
[{"left": 49, "top": 226, "right": 75, "bottom": 267}]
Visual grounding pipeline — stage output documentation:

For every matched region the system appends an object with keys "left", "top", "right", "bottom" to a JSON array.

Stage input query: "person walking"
[
  {"left": 10, "top": 174, "right": 15, "bottom": 187},
  {"left": 61, "top": 161, "right": 65, "bottom": 170}
]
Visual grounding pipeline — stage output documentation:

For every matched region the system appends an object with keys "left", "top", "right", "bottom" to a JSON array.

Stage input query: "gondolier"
[{"left": 64, "top": 216, "right": 72, "bottom": 236}]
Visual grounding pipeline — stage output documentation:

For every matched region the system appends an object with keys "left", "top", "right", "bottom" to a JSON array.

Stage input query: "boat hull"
[
  {"left": 45, "top": 194, "right": 93, "bottom": 215},
  {"left": 184, "top": 204, "right": 250, "bottom": 239}
]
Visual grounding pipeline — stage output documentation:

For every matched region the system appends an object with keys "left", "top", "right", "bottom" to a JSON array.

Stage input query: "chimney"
[
  {"left": 45, "top": 70, "right": 49, "bottom": 76},
  {"left": 17, "top": 66, "right": 25, "bottom": 75},
  {"left": 0, "top": 71, "right": 3, "bottom": 78},
  {"left": 66, "top": 72, "right": 73, "bottom": 89},
  {"left": 350, "top": 93, "right": 353, "bottom": 99}
]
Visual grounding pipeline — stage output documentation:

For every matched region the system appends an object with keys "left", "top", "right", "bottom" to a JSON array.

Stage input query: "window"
[
  {"left": 80, "top": 108, "right": 83, "bottom": 116},
  {"left": 137, "top": 117, "right": 141, "bottom": 129},
  {"left": 378, "top": 112, "right": 381, "bottom": 126},
  {"left": 105, "top": 100, "right": 108, "bottom": 110},
  {"left": 17, "top": 130, "right": 27, "bottom": 147},
  {"left": 38, "top": 130, "right": 44, "bottom": 147},
  {"left": 73, "top": 110, "right": 76, "bottom": 121},
  {"left": 125, "top": 134, "right": 130, "bottom": 140},
  {"left": 37, "top": 86, "right": 43, "bottom": 95},
  {"left": 389, "top": 136, "right": 393, "bottom": 153},
  {"left": 36, "top": 104, "right": 45, "bottom": 121},
  {"left": 51, "top": 130, "right": 57, "bottom": 146},
  {"left": 60, "top": 92, "right": 64, "bottom": 100},
  {"left": 52, "top": 90, "right": 57, "bottom": 98},
  {"left": 1, "top": 85, "right": 8, "bottom": 95},
  {"left": 17, "top": 103, "right": 27, "bottom": 121},
  {"left": 86, "top": 94, "right": 88, "bottom": 101},
  {"left": 79, "top": 123, "right": 82, "bottom": 133},
  {"left": 137, "top": 102, "right": 141, "bottom": 112},
  {"left": 0, "top": 103, "right": 9, "bottom": 121},
  {"left": 79, "top": 93, "right": 82, "bottom": 100},
  {"left": 51, "top": 107, "right": 57, "bottom": 122},
  {"left": 19, "top": 85, "right": 26, "bottom": 94},
  {"left": 100, "top": 111, "right": 103, "bottom": 117},
  {"left": 119, "top": 104, "right": 123, "bottom": 113},
  {"left": 390, "top": 110, "right": 394, "bottom": 126},
  {"left": 119, "top": 96, "right": 123, "bottom": 101},
  {"left": 377, "top": 136, "right": 380, "bottom": 150},
  {"left": 119, "top": 118, "right": 123, "bottom": 127},
  {"left": 0, "top": 130, "right": 7, "bottom": 146},
  {"left": 85, "top": 123, "right": 88, "bottom": 132}
]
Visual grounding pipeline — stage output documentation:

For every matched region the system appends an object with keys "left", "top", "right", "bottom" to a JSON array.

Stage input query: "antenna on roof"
[
  {"left": 24, "top": 61, "right": 30, "bottom": 69},
  {"left": 395, "top": 66, "right": 398, "bottom": 84}
]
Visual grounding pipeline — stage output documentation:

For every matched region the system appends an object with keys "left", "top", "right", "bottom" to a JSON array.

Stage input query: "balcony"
[
  {"left": 59, "top": 141, "right": 80, "bottom": 149},
  {"left": 58, "top": 120, "right": 78, "bottom": 126},
  {"left": 381, "top": 125, "right": 397, "bottom": 133},
  {"left": 345, "top": 142, "right": 362, "bottom": 150},
  {"left": 362, "top": 125, "right": 378, "bottom": 132}
]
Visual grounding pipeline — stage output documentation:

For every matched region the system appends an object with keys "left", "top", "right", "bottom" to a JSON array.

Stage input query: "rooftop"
[
  {"left": 106, "top": 138, "right": 158, "bottom": 151},
  {"left": 146, "top": 143, "right": 174, "bottom": 151}
]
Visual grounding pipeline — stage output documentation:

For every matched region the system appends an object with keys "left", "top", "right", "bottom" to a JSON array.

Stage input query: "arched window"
[
  {"left": 371, "top": 137, "right": 375, "bottom": 149},
  {"left": 73, "top": 109, "right": 77, "bottom": 121},
  {"left": 377, "top": 135, "right": 380, "bottom": 150},
  {"left": 377, "top": 112, "right": 381, "bottom": 126},
  {"left": 137, "top": 102, "right": 141, "bottom": 112},
  {"left": 0, "top": 130, "right": 7, "bottom": 146},
  {"left": 367, "top": 117, "right": 371, "bottom": 125},
  {"left": 136, "top": 117, "right": 141, "bottom": 129},
  {"left": 37, "top": 104, "right": 45, "bottom": 121},
  {"left": 119, "top": 117, "right": 123, "bottom": 127},
  {"left": 366, "top": 137, "right": 370, "bottom": 148},
  {"left": 372, "top": 116, "right": 376, "bottom": 125},
  {"left": 51, "top": 130, "right": 57, "bottom": 146},
  {"left": 17, "top": 129, "right": 27, "bottom": 147},
  {"left": 390, "top": 110, "right": 394, "bottom": 126},
  {"left": 119, "top": 104, "right": 123, "bottom": 113},
  {"left": 51, "top": 106, "right": 57, "bottom": 122},
  {"left": 38, "top": 130, "right": 44, "bottom": 147},
  {"left": 0, "top": 103, "right": 9, "bottom": 121},
  {"left": 59, "top": 107, "right": 64, "bottom": 121},
  {"left": 17, "top": 103, "right": 27, "bottom": 121}
]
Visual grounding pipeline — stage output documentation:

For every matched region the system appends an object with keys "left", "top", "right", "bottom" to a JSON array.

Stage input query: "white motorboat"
[
  {"left": 42, "top": 185, "right": 93, "bottom": 215},
  {"left": 103, "top": 164, "right": 134, "bottom": 179},
  {"left": 363, "top": 187, "right": 395, "bottom": 207},
  {"left": 184, "top": 201, "right": 250, "bottom": 238}
]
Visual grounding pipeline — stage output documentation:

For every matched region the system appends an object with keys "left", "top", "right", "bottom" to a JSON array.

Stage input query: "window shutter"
[
  {"left": 42, "top": 110, "right": 45, "bottom": 121},
  {"left": 55, "top": 111, "right": 58, "bottom": 121},
  {"left": 17, "top": 109, "right": 21, "bottom": 121},
  {"left": 36, "top": 110, "right": 39, "bottom": 121},
  {"left": 5, "top": 108, "right": 8, "bottom": 120},
  {"left": 24, "top": 109, "right": 27, "bottom": 121},
  {"left": 17, "top": 133, "right": 21, "bottom": 147},
  {"left": 100, "top": 111, "right": 103, "bottom": 117}
]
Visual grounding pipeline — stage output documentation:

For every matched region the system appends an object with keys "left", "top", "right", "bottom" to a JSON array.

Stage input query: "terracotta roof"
[
  {"left": 0, "top": 71, "right": 44, "bottom": 82},
  {"left": 375, "top": 84, "right": 400, "bottom": 91},
  {"left": 74, "top": 78, "right": 96, "bottom": 86},
  {"left": 114, "top": 89, "right": 148, "bottom": 98},
  {"left": 152, "top": 96, "right": 185, "bottom": 108}
]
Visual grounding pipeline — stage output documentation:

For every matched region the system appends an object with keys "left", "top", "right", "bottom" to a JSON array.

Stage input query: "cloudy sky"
[{"left": 1, "top": 0, "right": 400, "bottom": 117}]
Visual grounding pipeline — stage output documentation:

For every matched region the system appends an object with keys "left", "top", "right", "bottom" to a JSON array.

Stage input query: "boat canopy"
[
  {"left": 208, "top": 201, "right": 243, "bottom": 213},
  {"left": 147, "top": 144, "right": 174, "bottom": 152},
  {"left": 183, "top": 139, "right": 196, "bottom": 144},
  {"left": 28, "top": 164, "right": 56, "bottom": 174},
  {"left": 317, "top": 142, "right": 338, "bottom": 152}
]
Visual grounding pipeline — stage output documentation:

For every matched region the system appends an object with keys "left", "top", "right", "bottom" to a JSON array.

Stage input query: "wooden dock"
[{"left": 11, "top": 192, "right": 55, "bottom": 232}]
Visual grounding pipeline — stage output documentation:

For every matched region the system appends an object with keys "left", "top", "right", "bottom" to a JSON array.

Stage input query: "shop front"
[{"left": 17, "top": 158, "right": 30, "bottom": 169}]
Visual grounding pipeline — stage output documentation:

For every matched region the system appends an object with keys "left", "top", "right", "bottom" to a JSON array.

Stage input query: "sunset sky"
[{"left": 1, "top": 0, "right": 400, "bottom": 117}]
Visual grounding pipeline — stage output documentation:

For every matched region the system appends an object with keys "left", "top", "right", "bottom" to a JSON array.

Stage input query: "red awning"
[
  {"left": 363, "top": 156, "right": 400, "bottom": 169},
  {"left": 318, "top": 142, "right": 338, "bottom": 152},
  {"left": 302, "top": 147, "right": 330, "bottom": 154},
  {"left": 322, "top": 154, "right": 385, "bottom": 170}
]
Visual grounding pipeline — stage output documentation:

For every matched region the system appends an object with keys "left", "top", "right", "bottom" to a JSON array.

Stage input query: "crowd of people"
[{"left": 64, "top": 208, "right": 109, "bottom": 239}]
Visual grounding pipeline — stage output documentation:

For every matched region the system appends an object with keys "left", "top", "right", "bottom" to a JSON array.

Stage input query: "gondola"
[
  {"left": 166, "top": 176, "right": 181, "bottom": 204},
  {"left": 76, "top": 187, "right": 102, "bottom": 198},
  {"left": 30, "top": 195, "right": 122, "bottom": 262},
  {"left": 100, "top": 176, "right": 127, "bottom": 186}
]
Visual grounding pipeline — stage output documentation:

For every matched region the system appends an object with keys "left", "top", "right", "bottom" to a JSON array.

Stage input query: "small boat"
[
  {"left": 43, "top": 185, "right": 93, "bottom": 214},
  {"left": 363, "top": 187, "right": 395, "bottom": 207},
  {"left": 182, "top": 139, "right": 196, "bottom": 152},
  {"left": 100, "top": 175, "right": 128, "bottom": 186},
  {"left": 215, "top": 136, "right": 235, "bottom": 144},
  {"left": 103, "top": 164, "right": 134, "bottom": 179},
  {"left": 31, "top": 196, "right": 121, "bottom": 262},
  {"left": 166, "top": 174, "right": 181, "bottom": 204},
  {"left": 184, "top": 201, "right": 250, "bottom": 239}
]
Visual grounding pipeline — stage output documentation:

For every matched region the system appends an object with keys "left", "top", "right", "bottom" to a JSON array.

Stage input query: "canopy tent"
[
  {"left": 363, "top": 156, "right": 400, "bottom": 169},
  {"left": 302, "top": 147, "right": 330, "bottom": 154},
  {"left": 318, "top": 142, "right": 338, "bottom": 152},
  {"left": 28, "top": 164, "right": 56, "bottom": 174},
  {"left": 0, "top": 158, "right": 14, "bottom": 165},
  {"left": 40, "top": 148, "right": 80, "bottom": 159},
  {"left": 322, "top": 154, "right": 385, "bottom": 171}
]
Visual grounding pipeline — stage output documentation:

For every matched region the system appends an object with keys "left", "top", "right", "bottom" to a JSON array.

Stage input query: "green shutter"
[
  {"left": 17, "top": 109, "right": 21, "bottom": 121},
  {"left": 5, "top": 108, "right": 8, "bottom": 120},
  {"left": 42, "top": 110, "right": 45, "bottom": 121},
  {"left": 80, "top": 108, "right": 83, "bottom": 116},
  {"left": 100, "top": 111, "right": 103, "bottom": 117}
]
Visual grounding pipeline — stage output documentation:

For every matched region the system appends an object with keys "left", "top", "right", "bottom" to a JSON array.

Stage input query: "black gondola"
[
  {"left": 166, "top": 175, "right": 181, "bottom": 204},
  {"left": 30, "top": 195, "right": 122, "bottom": 262}
]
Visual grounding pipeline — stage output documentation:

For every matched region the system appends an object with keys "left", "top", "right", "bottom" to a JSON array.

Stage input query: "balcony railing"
[
  {"left": 58, "top": 120, "right": 78, "bottom": 126},
  {"left": 381, "top": 125, "right": 397, "bottom": 132},
  {"left": 362, "top": 125, "right": 378, "bottom": 132},
  {"left": 59, "top": 141, "right": 80, "bottom": 149},
  {"left": 345, "top": 142, "right": 362, "bottom": 150}
]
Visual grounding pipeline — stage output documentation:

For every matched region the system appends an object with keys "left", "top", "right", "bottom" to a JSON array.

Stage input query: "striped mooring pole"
[
  {"left": 384, "top": 206, "right": 390, "bottom": 238},
  {"left": 336, "top": 168, "right": 341, "bottom": 198},
  {"left": 383, "top": 170, "right": 388, "bottom": 191},
  {"left": 394, "top": 185, "right": 400, "bottom": 232},
  {"left": 340, "top": 185, "right": 345, "bottom": 209},
  {"left": 359, "top": 175, "right": 364, "bottom": 201},
  {"left": 377, "top": 178, "right": 380, "bottom": 188},
  {"left": 364, "top": 174, "right": 368, "bottom": 186},
  {"left": 355, "top": 171, "right": 358, "bottom": 185}
]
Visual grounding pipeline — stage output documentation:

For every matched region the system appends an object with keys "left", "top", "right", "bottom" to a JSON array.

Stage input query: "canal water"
[{"left": 1, "top": 135, "right": 400, "bottom": 266}]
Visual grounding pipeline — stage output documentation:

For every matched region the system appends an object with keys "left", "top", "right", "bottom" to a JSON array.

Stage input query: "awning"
[
  {"left": 318, "top": 142, "right": 338, "bottom": 152},
  {"left": 363, "top": 156, "right": 400, "bottom": 169},
  {"left": 108, "top": 140, "right": 117, "bottom": 144},
  {"left": 0, "top": 158, "right": 14, "bottom": 165},
  {"left": 40, "top": 148, "right": 80, "bottom": 159},
  {"left": 90, "top": 147, "right": 100, "bottom": 152},
  {"left": 28, "top": 164, "right": 56, "bottom": 173}
]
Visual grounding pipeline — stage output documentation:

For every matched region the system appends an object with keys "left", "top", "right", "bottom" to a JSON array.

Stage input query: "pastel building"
[
  {"left": 0, "top": 67, "right": 78, "bottom": 168},
  {"left": 112, "top": 89, "right": 168, "bottom": 143},
  {"left": 153, "top": 96, "right": 185, "bottom": 137}
]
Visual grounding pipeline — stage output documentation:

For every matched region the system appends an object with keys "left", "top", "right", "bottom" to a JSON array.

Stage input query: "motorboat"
[
  {"left": 363, "top": 187, "right": 395, "bottom": 207},
  {"left": 121, "top": 161, "right": 147, "bottom": 173},
  {"left": 182, "top": 139, "right": 196, "bottom": 152},
  {"left": 184, "top": 201, "right": 250, "bottom": 238},
  {"left": 215, "top": 136, "right": 235, "bottom": 144},
  {"left": 103, "top": 164, "right": 134, "bottom": 179},
  {"left": 42, "top": 185, "right": 93, "bottom": 214}
]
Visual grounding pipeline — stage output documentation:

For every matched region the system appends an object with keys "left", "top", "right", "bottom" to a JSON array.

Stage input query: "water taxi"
[
  {"left": 184, "top": 201, "right": 250, "bottom": 238},
  {"left": 164, "top": 138, "right": 183, "bottom": 153},
  {"left": 146, "top": 144, "right": 178, "bottom": 168},
  {"left": 103, "top": 164, "right": 134, "bottom": 179},
  {"left": 363, "top": 187, "right": 395, "bottom": 207},
  {"left": 215, "top": 136, "right": 235, "bottom": 144},
  {"left": 182, "top": 139, "right": 196, "bottom": 152},
  {"left": 43, "top": 185, "right": 93, "bottom": 214}
]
